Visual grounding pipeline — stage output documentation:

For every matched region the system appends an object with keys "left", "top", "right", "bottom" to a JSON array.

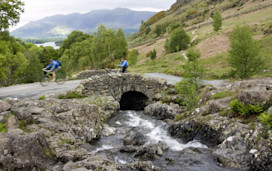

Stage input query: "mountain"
[{"left": 11, "top": 8, "right": 156, "bottom": 39}]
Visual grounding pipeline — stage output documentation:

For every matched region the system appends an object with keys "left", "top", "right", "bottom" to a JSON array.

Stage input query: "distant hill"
[{"left": 11, "top": 8, "right": 156, "bottom": 39}]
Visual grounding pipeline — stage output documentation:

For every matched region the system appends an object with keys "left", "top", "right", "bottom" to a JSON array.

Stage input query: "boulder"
[
  {"left": 0, "top": 132, "right": 56, "bottom": 170},
  {"left": 62, "top": 155, "right": 120, "bottom": 171},
  {"left": 102, "top": 124, "right": 116, "bottom": 136},
  {"left": 7, "top": 116, "right": 19, "bottom": 130},
  {"left": 144, "top": 102, "right": 184, "bottom": 120},
  {"left": 193, "top": 97, "right": 231, "bottom": 116},
  {"left": 0, "top": 101, "right": 11, "bottom": 113},
  {"left": 135, "top": 142, "right": 169, "bottom": 160},
  {"left": 123, "top": 130, "right": 146, "bottom": 146},
  {"left": 127, "top": 161, "right": 162, "bottom": 171},
  {"left": 237, "top": 90, "right": 271, "bottom": 106},
  {"left": 212, "top": 136, "right": 252, "bottom": 169}
]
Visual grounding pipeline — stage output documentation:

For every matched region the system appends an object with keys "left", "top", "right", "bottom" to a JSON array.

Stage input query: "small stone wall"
[
  {"left": 75, "top": 69, "right": 118, "bottom": 79},
  {"left": 77, "top": 73, "right": 169, "bottom": 102}
]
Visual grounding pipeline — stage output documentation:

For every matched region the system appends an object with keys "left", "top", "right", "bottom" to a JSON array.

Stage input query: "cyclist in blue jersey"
[
  {"left": 118, "top": 57, "right": 129, "bottom": 73},
  {"left": 43, "top": 59, "right": 61, "bottom": 81}
]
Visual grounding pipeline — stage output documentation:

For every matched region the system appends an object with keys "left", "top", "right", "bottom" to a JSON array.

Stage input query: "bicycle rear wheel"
[
  {"left": 56, "top": 73, "right": 66, "bottom": 85},
  {"left": 40, "top": 76, "right": 49, "bottom": 86}
]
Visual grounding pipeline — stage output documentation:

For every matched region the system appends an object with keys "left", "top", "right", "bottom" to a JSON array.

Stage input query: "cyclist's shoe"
[{"left": 52, "top": 78, "right": 56, "bottom": 82}]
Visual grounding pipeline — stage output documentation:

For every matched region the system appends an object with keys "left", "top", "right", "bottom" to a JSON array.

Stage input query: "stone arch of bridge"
[{"left": 119, "top": 91, "right": 149, "bottom": 111}]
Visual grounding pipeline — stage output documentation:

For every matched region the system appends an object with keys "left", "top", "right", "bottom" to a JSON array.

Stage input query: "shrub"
[
  {"left": 150, "top": 49, "right": 157, "bottom": 60},
  {"left": 230, "top": 99, "right": 264, "bottom": 116},
  {"left": 258, "top": 112, "right": 272, "bottom": 128},
  {"left": 58, "top": 91, "right": 87, "bottom": 99},
  {"left": 186, "top": 48, "right": 201, "bottom": 61},
  {"left": 145, "top": 27, "right": 151, "bottom": 35},
  {"left": 170, "top": 22, "right": 181, "bottom": 31},
  {"left": 175, "top": 80, "right": 198, "bottom": 109}
]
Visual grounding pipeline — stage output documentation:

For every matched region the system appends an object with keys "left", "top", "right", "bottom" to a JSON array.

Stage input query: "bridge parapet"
[
  {"left": 77, "top": 73, "right": 169, "bottom": 101},
  {"left": 74, "top": 69, "right": 118, "bottom": 79}
]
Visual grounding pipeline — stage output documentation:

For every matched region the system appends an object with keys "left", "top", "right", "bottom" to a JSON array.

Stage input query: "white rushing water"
[{"left": 124, "top": 111, "right": 207, "bottom": 151}]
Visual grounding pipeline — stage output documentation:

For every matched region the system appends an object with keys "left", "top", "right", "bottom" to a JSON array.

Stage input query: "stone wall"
[
  {"left": 74, "top": 69, "right": 118, "bottom": 79},
  {"left": 77, "top": 73, "right": 169, "bottom": 102}
]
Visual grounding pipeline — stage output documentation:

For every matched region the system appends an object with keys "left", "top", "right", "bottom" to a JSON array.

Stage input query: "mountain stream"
[{"left": 85, "top": 111, "right": 242, "bottom": 171}]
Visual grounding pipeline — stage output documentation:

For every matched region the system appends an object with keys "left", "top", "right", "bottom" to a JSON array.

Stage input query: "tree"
[
  {"left": 229, "top": 26, "right": 264, "bottom": 79},
  {"left": 175, "top": 47, "right": 204, "bottom": 109},
  {"left": 212, "top": 10, "right": 222, "bottom": 32},
  {"left": 127, "top": 49, "right": 138, "bottom": 66},
  {"left": 59, "top": 31, "right": 84, "bottom": 55},
  {"left": 114, "top": 28, "right": 128, "bottom": 59},
  {"left": 165, "top": 28, "right": 190, "bottom": 53},
  {"left": 0, "top": 0, "right": 24, "bottom": 31},
  {"left": 24, "top": 46, "right": 42, "bottom": 83}
]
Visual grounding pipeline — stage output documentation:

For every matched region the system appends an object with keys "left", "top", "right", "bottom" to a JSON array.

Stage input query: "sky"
[{"left": 10, "top": 0, "right": 176, "bottom": 31}]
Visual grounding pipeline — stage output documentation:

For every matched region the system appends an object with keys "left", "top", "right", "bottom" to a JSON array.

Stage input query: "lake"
[{"left": 35, "top": 42, "right": 60, "bottom": 49}]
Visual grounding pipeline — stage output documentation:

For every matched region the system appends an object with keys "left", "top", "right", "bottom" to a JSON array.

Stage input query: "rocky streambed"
[{"left": 0, "top": 77, "right": 272, "bottom": 170}]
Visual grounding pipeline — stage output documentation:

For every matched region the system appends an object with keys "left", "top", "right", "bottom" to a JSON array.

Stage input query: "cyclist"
[
  {"left": 43, "top": 59, "right": 61, "bottom": 82},
  {"left": 118, "top": 57, "right": 129, "bottom": 73}
]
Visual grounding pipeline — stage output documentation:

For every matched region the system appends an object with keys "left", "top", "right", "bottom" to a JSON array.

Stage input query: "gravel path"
[
  {"left": 0, "top": 80, "right": 81, "bottom": 100},
  {"left": 144, "top": 73, "right": 225, "bottom": 87}
]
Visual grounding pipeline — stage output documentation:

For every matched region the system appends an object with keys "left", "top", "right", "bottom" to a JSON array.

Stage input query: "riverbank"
[{"left": 0, "top": 74, "right": 271, "bottom": 170}]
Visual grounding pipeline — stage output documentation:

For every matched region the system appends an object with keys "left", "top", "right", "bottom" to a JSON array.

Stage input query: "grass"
[
  {"left": 0, "top": 123, "right": 7, "bottom": 132},
  {"left": 0, "top": 113, "right": 15, "bottom": 132},
  {"left": 18, "top": 119, "right": 34, "bottom": 132},
  {"left": 58, "top": 91, "right": 88, "bottom": 99},
  {"left": 39, "top": 95, "right": 46, "bottom": 100},
  {"left": 210, "top": 91, "right": 235, "bottom": 100},
  {"left": 128, "top": 1, "right": 272, "bottom": 81},
  {"left": 130, "top": 51, "right": 185, "bottom": 75}
]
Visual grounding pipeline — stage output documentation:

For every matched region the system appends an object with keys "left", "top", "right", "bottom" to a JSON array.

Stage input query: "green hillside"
[{"left": 128, "top": 0, "right": 272, "bottom": 79}]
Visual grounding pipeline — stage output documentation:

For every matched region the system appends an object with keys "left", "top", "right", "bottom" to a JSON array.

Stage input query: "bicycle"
[{"left": 40, "top": 69, "right": 66, "bottom": 86}]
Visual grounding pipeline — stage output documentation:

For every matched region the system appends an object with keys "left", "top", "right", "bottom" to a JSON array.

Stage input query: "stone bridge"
[{"left": 77, "top": 73, "right": 170, "bottom": 110}]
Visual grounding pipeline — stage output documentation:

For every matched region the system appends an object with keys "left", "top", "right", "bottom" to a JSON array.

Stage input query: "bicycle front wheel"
[{"left": 40, "top": 76, "right": 49, "bottom": 86}]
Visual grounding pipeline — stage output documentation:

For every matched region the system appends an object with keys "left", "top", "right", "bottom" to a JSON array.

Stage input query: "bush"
[
  {"left": 170, "top": 22, "right": 181, "bottom": 31},
  {"left": 258, "top": 112, "right": 272, "bottom": 128},
  {"left": 186, "top": 48, "right": 201, "bottom": 61},
  {"left": 146, "top": 51, "right": 152, "bottom": 57},
  {"left": 230, "top": 99, "right": 264, "bottom": 116},
  {"left": 150, "top": 49, "right": 157, "bottom": 60},
  {"left": 175, "top": 80, "right": 198, "bottom": 109},
  {"left": 165, "top": 28, "right": 190, "bottom": 53}
]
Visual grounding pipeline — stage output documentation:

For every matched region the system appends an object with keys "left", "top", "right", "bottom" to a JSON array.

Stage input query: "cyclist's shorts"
[{"left": 53, "top": 66, "right": 61, "bottom": 73}]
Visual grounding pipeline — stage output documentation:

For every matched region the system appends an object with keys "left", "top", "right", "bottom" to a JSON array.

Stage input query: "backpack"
[{"left": 56, "top": 60, "right": 61, "bottom": 66}]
